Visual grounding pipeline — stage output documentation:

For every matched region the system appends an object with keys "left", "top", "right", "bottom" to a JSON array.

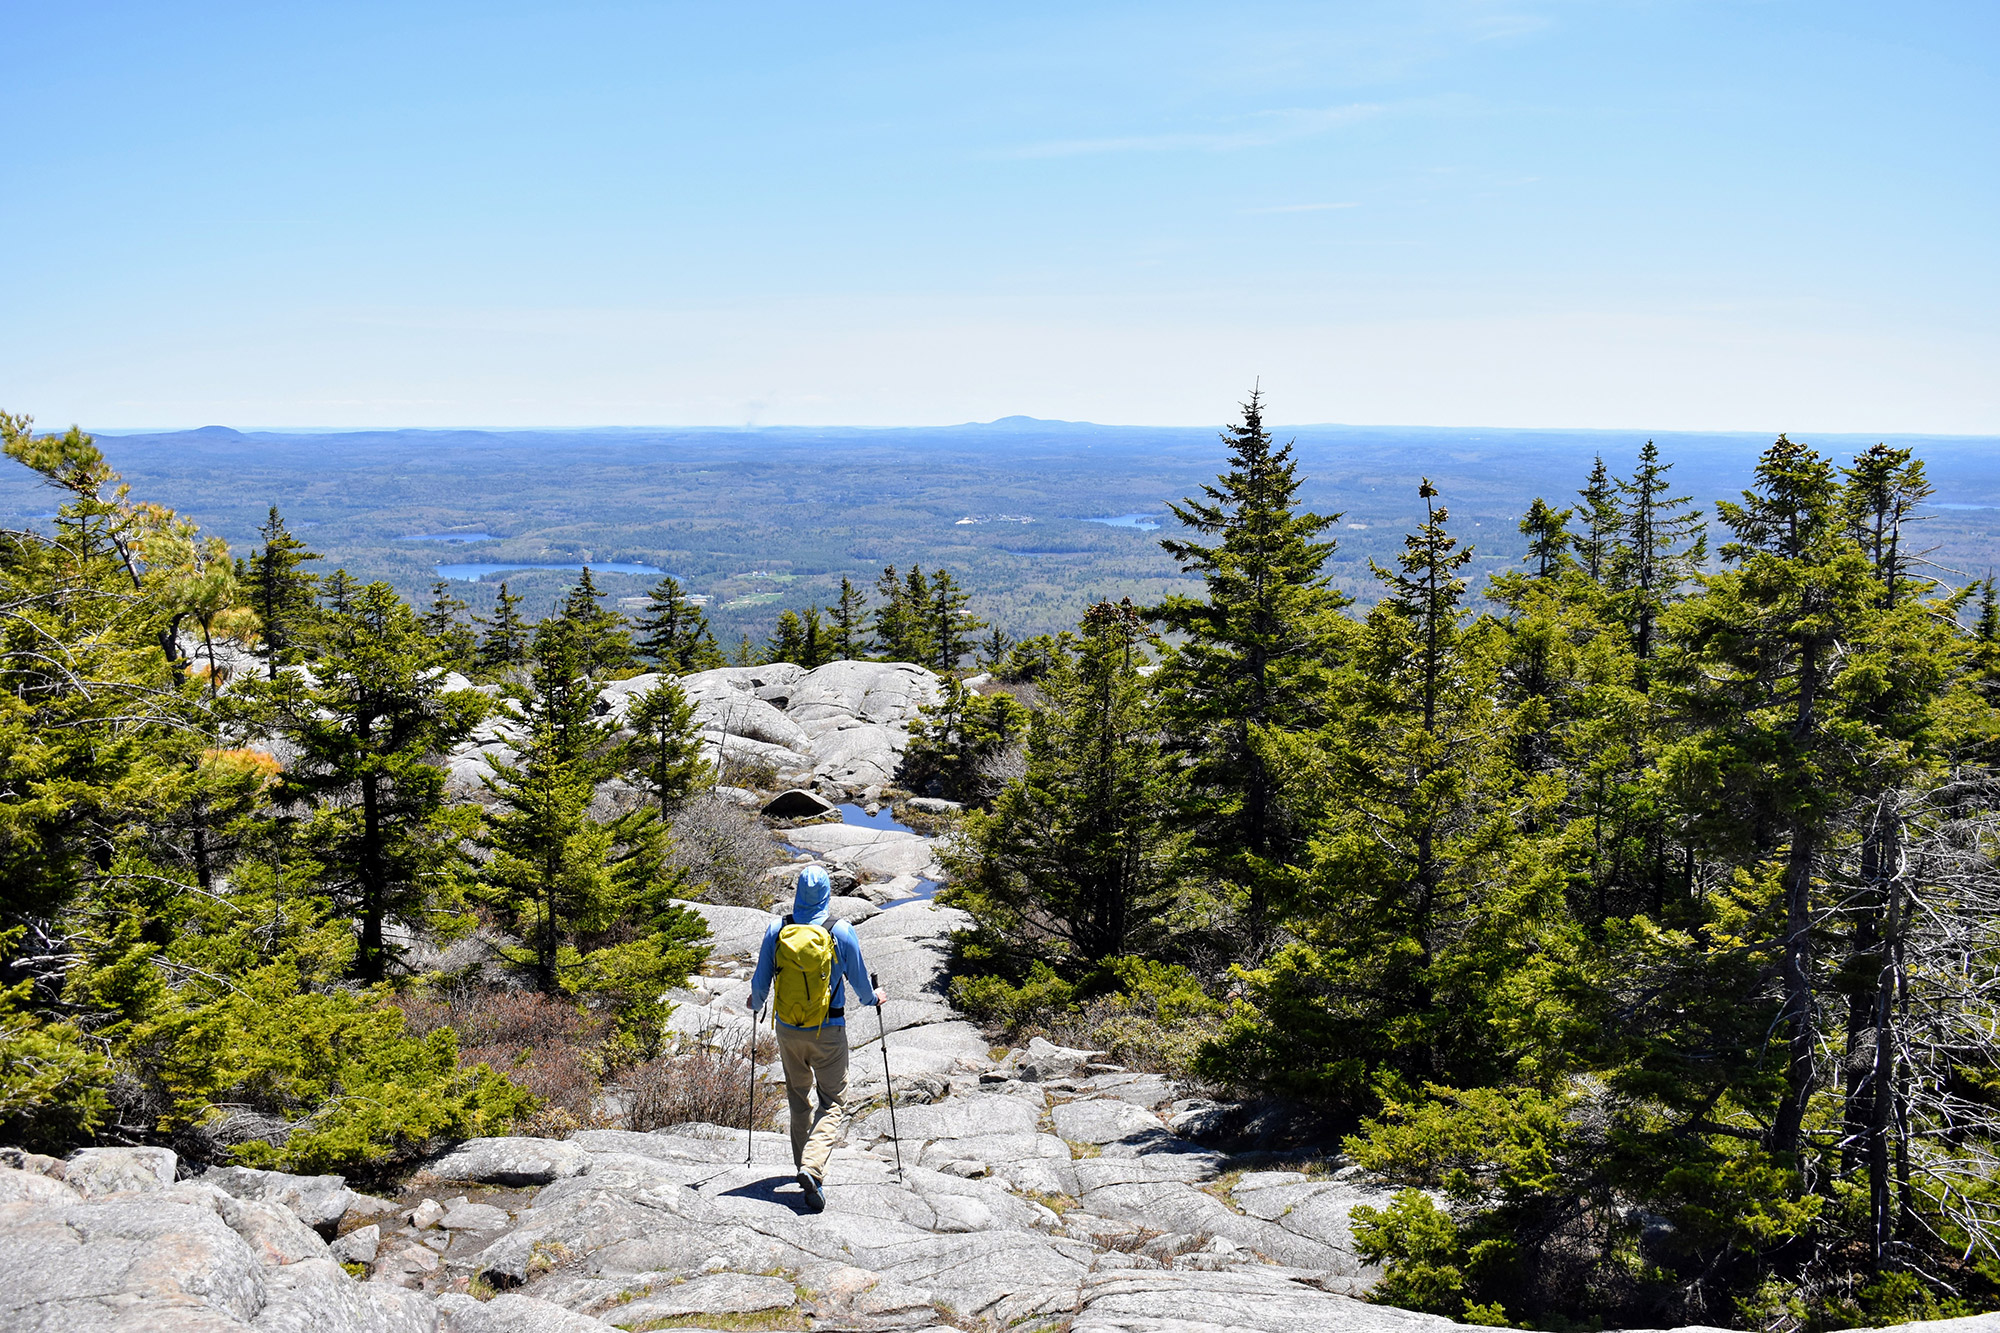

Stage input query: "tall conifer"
[{"left": 1148, "top": 389, "right": 1343, "bottom": 948}]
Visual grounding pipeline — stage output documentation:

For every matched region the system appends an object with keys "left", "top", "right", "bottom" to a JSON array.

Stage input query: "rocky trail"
[{"left": 6, "top": 659, "right": 1994, "bottom": 1333}]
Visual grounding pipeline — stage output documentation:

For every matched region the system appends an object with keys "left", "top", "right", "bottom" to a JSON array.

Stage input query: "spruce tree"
[
  {"left": 634, "top": 575, "right": 721, "bottom": 673},
  {"left": 766, "top": 610, "right": 810, "bottom": 665},
  {"left": 561, "top": 567, "right": 636, "bottom": 675},
  {"left": 278, "top": 581, "right": 483, "bottom": 983},
  {"left": 1520, "top": 498, "right": 1574, "bottom": 580},
  {"left": 478, "top": 621, "right": 698, "bottom": 1002},
  {"left": 827, "top": 577, "right": 868, "bottom": 660},
  {"left": 1572, "top": 456, "right": 1621, "bottom": 581},
  {"left": 1609, "top": 441, "right": 1707, "bottom": 665},
  {"left": 420, "top": 578, "right": 476, "bottom": 671},
  {"left": 927, "top": 568, "right": 983, "bottom": 673},
  {"left": 946, "top": 599, "right": 1183, "bottom": 965},
  {"left": 1841, "top": 442, "right": 1934, "bottom": 607},
  {"left": 1148, "top": 389, "right": 1344, "bottom": 948},
  {"left": 246, "top": 506, "right": 321, "bottom": 678},
  {"left": 1663, "top": 435, "right": 1885, "bottom": 1160},
  {"left": 477, "top": 581, "right": 529, "bottom": 672},
  {"left": 871, "top": 565, "right": 932, "bottom": 662},
  {"left": 797, "top": 607, "right": 829, "bottom": 668},
  {"left": 622, "top": 677, "right": 711, "bottom": 815},
  {"left": 980, "top": 625, "right": 1013, "bottom": 668}
]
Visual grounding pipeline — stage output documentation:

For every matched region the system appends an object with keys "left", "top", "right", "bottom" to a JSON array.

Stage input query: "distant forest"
[{"left": 7, "top": 416, "right": 1999, "bottom": 646}]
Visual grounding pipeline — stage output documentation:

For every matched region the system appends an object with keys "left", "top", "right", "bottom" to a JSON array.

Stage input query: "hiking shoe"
[{"left": 797, "top": 1171, "right": 825, "bottom": 1212}]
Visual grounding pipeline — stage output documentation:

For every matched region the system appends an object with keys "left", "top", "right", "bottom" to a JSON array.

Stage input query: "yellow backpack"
[{"left": 773, "top": 918, "right": 836, "bottom": 1028}]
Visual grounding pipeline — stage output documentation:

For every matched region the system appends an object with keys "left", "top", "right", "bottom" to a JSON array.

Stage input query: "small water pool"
[
  {"left": 835, "top": 803, "right": 941, "bottom": 908},
  {"left": 837, "top": 802, "right": 911, "bottom": 833}
]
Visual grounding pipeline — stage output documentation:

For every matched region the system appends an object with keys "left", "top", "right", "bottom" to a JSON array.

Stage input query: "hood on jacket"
[{"left": 792, "top": 865, "right": 833, "bottom": 927}]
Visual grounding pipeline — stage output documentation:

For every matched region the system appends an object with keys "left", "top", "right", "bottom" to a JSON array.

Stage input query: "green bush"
[
  {"left": 138, "top": 965, "right": 532, "bottom": 1173},
  {"left": 0, "top": 983, "right": 113, "bottom": 1153},
  {"left": 951, "top": 961, "right": 1077, "bottom": 1026}
]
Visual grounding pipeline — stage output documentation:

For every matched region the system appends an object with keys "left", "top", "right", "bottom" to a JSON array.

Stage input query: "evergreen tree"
[
  {"left": 1609, "top": 440, "right": 1707, "bottom": 665},
  {"left": 827, "top": 577, "right": 868, "bottom": 660},
  {"left": 980, "top": 625, "right": 1012, "bottom": 668},
  {"left": 634, "top": 575, "right": 722, "bottom": 673},
  {"left": 731, "top": 632, "right": 755, "bottom": 666},
  {"left": 278, "top": 581, "right": 484, "bottom": 983},
  {"left": 561, "top": 567, "right": 636, "bottom": 675},
  {"left": 478, "top": 621, "right": 703, "bottom": 1007},
  {"left": 1979, "top": 577, "right": 1999, "bottom": 644},
  {"left": 926, "top": 567, "right": 983, "bottom": 672},
  {"left": 765, "top": 610, "right": 811, "bottom": 665},
  {"left": 420, "top": 578, "right": 477, "bottom": 671},
  {"left": 245, "top": 506, "right": 321, "bottom": 678},
  {"left": 1520, "top": 498, "right": 1574, "bottom": 580},
  {"left": 477, "top": 581, "right": 529, "bottom": 672},
  {"left": 319, "top": 568, "right": 359, "bottom": 620},
  {"left": 870, "top": 564, "right": 931, "bottom": 662},
  {"left": 799, "top": 607, "right": 828, "bottom": 668},
  {"left": 1662, "top": 435, "right": 1888, "bottom": 1160},
  {"left": 1572, "top": 456, "right": 1621, "bottom": 581},
  {"left": 1149, "top": 389, "right": 1345, "bottom": 948},
  {"left": 1842, "top": 442, "right": 1935, "bottom": 607},
  {"left": 621, "top": 677, "right": 711, "bottom": 815},
  {"left": 946, "top": 599, "right": 1183, "bottom": 966}
]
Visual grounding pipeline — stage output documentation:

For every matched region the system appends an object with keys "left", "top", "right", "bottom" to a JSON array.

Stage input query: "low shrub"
[
  {"left": 951, "top": 956, "right": 1225, "bottom": 1080},
  {"left": 396, "top": 988, "right": 611, "bottom": 1126},
  {"left": 622, "top": 1032, "right": 780, "bottom": 1132}
]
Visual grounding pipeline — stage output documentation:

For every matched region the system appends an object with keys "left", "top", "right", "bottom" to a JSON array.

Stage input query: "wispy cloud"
[
  {"left": 1243, "top": 202, "right": 1360, "bottom": 214},
  {"left": 1004, "top": 103, "right": 1384, "bottom": 159}
]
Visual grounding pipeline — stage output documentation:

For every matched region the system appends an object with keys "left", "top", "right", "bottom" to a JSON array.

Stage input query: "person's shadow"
[{"left": 719, "top": 1174, "right": 817, "bottom": 1215}]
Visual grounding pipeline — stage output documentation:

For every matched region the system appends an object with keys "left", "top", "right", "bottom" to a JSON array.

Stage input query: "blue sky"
[{"left": 2, "top": 2, "right": 1994, "bottom": 431}]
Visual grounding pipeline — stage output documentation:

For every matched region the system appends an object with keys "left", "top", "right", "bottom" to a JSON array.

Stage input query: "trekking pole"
[
  {"left": 744, "top": 1009, "right": 758, "bottom": 1167},
  {"left": 872, "top": 972, "right": 904, "bottom": 1181}
]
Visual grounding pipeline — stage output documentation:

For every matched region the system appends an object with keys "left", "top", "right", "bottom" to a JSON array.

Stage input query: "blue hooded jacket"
[{"left": 749, "top": 866, "right": 875, "bottom": 1029}]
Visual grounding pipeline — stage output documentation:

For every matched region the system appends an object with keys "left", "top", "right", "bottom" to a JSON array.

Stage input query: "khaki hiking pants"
[{"left": 776, "top": 1022, "right": 849, "bottom": 1180}]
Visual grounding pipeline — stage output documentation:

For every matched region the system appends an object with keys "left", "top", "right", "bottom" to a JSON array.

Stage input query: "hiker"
[{"left": 748, "top": 864, "right": 886, "bottom": 1212}]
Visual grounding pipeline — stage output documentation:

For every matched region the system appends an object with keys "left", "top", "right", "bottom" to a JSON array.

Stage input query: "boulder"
[
  {"left": 421, "top": 1138, "right": 589, "bottom": 1187},
  {"left": 0, "top": 1164, "right": 79, "bottom": 1205},
  {"left": 440, "top": 1202, "right": 511, "bottom": 1231},
  {"left": 762, "top": 787, "right": 838, "bottom": 818},
  {"left": 0, "top": 1147, "right": 65, "bottom": 1177},
  {"left": 329, "top": 1223, "right": 380, "bottom": 1265},
  {"left": 200, "top": 1165, "right": 354, "bottom": 1233},
  {"left": 0, "top": 1194, "right": 267, "bottom": 1329},
  {"left": 65, "top": 1145, "right": 178, "bottom": 1198},
  {"left": 1020, "top": 1036, "right": 1103, "bottom": 1082},
  {"left": 437, "top": 1291, "right": 610, "bottom": 1332},
  {"left": 257, "top": 1256, "right": 440, "bottom": 1331},
  {"left": 597, "top": 1272, "right": 797, "bottom": 1326}
]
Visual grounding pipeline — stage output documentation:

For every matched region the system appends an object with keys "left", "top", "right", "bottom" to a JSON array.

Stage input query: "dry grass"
[
  {"left": 1015, "top": 1188, "right": 1080, "bottom": 1215},
  {"left": 397, "top": 987, "right": 613, "bottom": 1130},
  {"left": 669, "top": 793, "right": 789, "bottom": 907},
  {"left": 622, "top": 1036, "right": 782, "bottom": 1132}
]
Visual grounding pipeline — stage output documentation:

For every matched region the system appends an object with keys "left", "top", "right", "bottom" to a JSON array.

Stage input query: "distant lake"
[
  {"left": 436, "top": 561, "right": 664, "bottom": 581},
  {"left": 405, "top": 532, "right": 498, "bottom": 543},
  {"left": 1086, "top": 513, "right": 1163, "bottom": 530}
]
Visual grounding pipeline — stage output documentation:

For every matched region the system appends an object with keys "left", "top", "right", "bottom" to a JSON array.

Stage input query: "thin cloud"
[
  {"left": 1243, "top": 202, "right": 1360, "bottom": 214},
  {"left": 1005, "top": 103, "right": 1384, "bottom": 159}
]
